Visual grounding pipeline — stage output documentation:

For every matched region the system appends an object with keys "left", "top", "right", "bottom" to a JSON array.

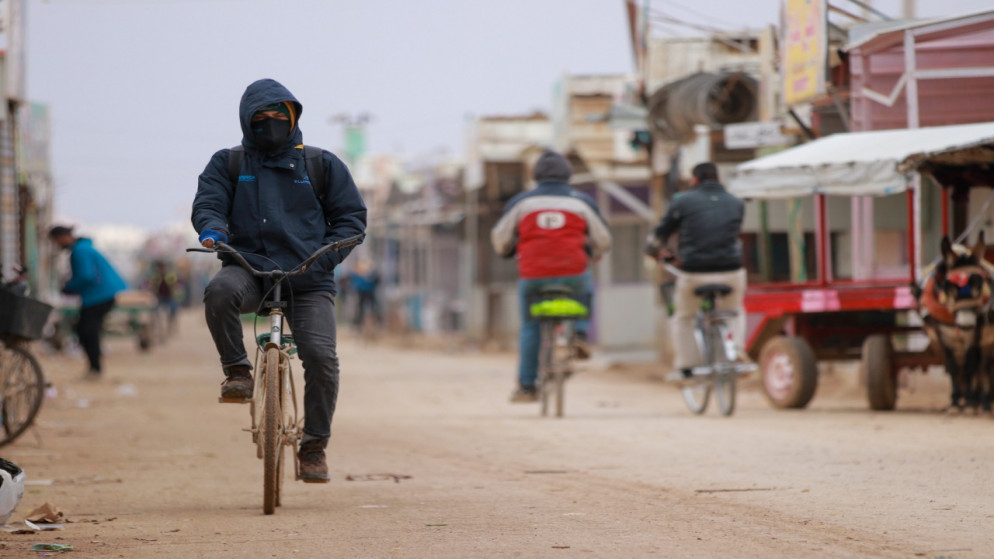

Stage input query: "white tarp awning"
[{"left": 728, "top": 121, "right": 994, "bottom": 199}]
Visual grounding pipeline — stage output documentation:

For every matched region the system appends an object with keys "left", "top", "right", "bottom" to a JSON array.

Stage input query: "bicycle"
[
  {"left": 528, "top": 286, "right": 589, "bottom": 418},
  {"left": 189, "top": 234, "right": 364, "bottom": 515},
  {"left": 661, "top": 260, "right": 756, "bottom": 416},
  {"left": 0, "top": 269, "right": 52, "bottom": 447}
]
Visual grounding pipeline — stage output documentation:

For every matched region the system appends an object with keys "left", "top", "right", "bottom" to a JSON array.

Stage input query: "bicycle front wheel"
[
  {"left": 0, "top": 345, "right": 45, "bottom": 447},
  {"left": 712, "top": 324, "right": 736, "bottom": 416},
  {"left": 262, "top": 347, "right": 282, "bottom": 515}
]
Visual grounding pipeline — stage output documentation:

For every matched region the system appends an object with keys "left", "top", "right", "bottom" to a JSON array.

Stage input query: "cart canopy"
[{"left": 729, "top": 121, "right": 994, "bottom": 199}]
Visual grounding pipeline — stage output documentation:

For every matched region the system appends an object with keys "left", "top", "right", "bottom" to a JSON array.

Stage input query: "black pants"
[
  {"left": 353, "top": 291, "right": 381, "bottom": 328},
  {"left": 203, "top": 266, "right": 339, "bottom": 447},
  {"left": 77, "top": 299, "right": 115, "bottom": 373}
]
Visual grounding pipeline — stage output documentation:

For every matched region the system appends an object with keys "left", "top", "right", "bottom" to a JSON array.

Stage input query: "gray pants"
[
  {"left": 204, "top": 265, "right": 339, "bottom": 447},
  {"left": 671, "top": 268, "right": 747, "bottom": 371}
]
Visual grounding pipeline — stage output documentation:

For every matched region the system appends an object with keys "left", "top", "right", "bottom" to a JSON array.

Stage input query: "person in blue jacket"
[
  {"left": 49, "top": 225, "right": 127, "bottom": 378},
  {"left": 192, "top": 78, "right": 367, "bottom": 483}
]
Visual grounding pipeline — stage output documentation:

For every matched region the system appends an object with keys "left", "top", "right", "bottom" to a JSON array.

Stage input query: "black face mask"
[{"left": 251, "top": 118, "right": 292, "bottom": 152}]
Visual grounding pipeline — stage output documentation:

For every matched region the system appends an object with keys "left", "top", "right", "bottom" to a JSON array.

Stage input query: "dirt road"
[{"left": 0, "top": 311, "right": 990, "bottom": 558}]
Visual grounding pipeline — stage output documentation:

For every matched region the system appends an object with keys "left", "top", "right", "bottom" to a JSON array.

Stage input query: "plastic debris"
[
  {"left": 0, "top": 458, "right": 25, "bottom": 525},
  {"left": 345, "top": 473, "right": 411, "bottom": 483},
  {"left": 30, "top": 543, "right": 73, "bottom": 552},
  {"left": 25, "top": 503, "right": 64, "bottom": 523}
]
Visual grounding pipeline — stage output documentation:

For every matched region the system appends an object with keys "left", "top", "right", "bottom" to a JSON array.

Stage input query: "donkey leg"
[{"left": 944, "top": 348, "right": 964, "bottom": 414}]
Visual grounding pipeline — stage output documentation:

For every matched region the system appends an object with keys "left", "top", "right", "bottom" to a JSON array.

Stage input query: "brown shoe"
[
  {"left": 220, "top": 366, "right": 253, "bottom": 401},
  {"left": 298, "top": 442, "right": 330, "bottom": 483}
]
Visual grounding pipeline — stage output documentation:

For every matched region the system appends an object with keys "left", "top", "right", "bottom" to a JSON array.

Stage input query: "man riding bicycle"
[
  {"left": 644, "top": 162, "right": 746, "bottom": 380},
  {"left": 192, "top": 78, "right": 367, "bottom": 482},
  {"left": 490, "top": 150, "right": 612, "bottom": 402}
]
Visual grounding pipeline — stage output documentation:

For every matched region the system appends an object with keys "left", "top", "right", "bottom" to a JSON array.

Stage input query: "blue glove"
[{"left": 199, "top": 229, "right": 228, "bottom": 247}]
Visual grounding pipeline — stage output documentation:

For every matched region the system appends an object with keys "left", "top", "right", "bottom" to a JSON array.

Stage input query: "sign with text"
[
  {"left": 781, "top": 0, "right": 827, "bottom": 106},
  {"left": 724, "top": 121, "right": 789, "bottom": 149}
]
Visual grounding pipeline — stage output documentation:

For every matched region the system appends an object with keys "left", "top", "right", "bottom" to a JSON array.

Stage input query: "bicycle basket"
[
  {"left": 0, "top": 289, "right": 54, "bottom": 341},
  {"left": 527, "top": 290, "right": 591, "bottom": 320}
]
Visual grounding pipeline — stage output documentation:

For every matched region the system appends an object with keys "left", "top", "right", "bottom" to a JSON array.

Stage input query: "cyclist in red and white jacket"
[{"left": 491, "top": 150, "right": 612, "bottom": 402}]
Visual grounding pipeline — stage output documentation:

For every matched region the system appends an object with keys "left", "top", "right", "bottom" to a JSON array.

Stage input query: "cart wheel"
[
  {"left": 138, "top": 323, "right": 153, "bottom": 352},
  {"left": 863, "top": 334, "right": 896, "bottom": 411},
  {"left": 758, "top": 336, "right": 818, "bottom": 409}
]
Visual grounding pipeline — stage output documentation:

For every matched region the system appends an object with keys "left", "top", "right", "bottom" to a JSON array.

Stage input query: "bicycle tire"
[
  {"left": 539, "top": 323, "right": 551, "bottom": 417},
  {"left": 554, "top": 372, "right": 565, "bottom": 418},
  {"left": 262, "top": 347, "right": 281, "bottom": 515},
  {"left": 712, "top": 323, "right": 736, "bottom": 416},
  {"left": 681, "top": 322, "right": 711, "bottom": 414},
  {"left": 0, "top": 345, "right": 44, "bottom": 447}
]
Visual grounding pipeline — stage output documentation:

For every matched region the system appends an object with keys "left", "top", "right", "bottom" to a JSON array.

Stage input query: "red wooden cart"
[{"left": 729, "top": 122, "right": 994, "bottom": 410}]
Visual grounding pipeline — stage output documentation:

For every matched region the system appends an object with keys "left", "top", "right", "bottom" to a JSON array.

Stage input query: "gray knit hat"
[{"left": 532, "top": 150, "right": 572, "bottom": 182}]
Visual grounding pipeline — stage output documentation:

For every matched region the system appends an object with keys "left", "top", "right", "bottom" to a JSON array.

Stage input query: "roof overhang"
[{"left": 728, "top": 122, "right": 994, "bottom": 199}]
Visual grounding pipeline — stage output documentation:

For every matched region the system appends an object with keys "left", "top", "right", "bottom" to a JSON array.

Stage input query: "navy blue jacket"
[{"left": 192, "top": 79, "right": 367, "bottom": 293}]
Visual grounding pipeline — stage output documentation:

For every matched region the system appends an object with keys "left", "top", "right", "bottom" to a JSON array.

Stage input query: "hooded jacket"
[
  {"left": 192, "top": 79, "right": 367, "bottom": 293},
  {"left": 63, "top": 238, "right": 128, "bottom": 307},
  {"left": 652, "top": 180, "right": 744, "bottom": 272},
  {"left": 491, "top": 179, "right": 612, "bottom": 280}
]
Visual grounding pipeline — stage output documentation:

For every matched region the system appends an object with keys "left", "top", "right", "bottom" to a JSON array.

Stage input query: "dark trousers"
[
  {"left": 77, "top": 299, "right": 115, "bottom": 373},
  {"left": 353, "top": 291, "right": 381, "bottom": 328},
  {"left": 203, "top": 266, "right": 339, "bottom": 447}
]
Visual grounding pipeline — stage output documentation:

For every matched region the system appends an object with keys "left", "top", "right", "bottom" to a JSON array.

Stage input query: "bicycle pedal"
[{"left": 218, "top": 397, "right": 250, "bottom": 404}]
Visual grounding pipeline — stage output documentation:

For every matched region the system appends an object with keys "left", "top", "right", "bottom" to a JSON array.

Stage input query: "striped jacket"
[{"left": 491, "top": 181, "right": 612, "bottom": 279}]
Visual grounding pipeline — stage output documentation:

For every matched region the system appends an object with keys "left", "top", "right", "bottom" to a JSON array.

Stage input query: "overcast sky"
[{"left": 25, "top": 0, "right": 993, "bottom": 232}]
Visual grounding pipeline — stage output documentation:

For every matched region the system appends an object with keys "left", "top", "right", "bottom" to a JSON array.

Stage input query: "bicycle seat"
[
  {"left": 694, "top": 284, "right": 732, "bottom": 298},
  {"left": 537, "top": 285, "right": 575, "bottom": 298}
]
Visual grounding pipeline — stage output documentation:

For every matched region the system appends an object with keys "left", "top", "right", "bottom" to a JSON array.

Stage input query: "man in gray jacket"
[{"left": 645, "top": 162, "right": 746, "bottom": 379}]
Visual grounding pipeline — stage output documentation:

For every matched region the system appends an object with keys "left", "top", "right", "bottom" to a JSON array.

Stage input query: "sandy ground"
[{"left": 0, "top": 309, "right": 990, "bottom": 558}]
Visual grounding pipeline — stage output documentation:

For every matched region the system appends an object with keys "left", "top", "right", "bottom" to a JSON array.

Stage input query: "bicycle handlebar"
[{"left": 186, "top": 233, "right": 366, "bottom": 280}]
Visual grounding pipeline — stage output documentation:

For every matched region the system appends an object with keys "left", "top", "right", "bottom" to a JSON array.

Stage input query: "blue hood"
[{"left": 239, "top": 79, "right": 304, "bottom": 155}]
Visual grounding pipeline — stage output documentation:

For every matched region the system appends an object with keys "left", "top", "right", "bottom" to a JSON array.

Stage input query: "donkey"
[{"left": 917, "top": 232, "right": 994, "bottom": 413}]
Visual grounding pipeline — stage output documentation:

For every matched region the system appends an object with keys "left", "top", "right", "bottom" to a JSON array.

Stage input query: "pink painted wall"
[{"left": 849, "top": 22, "right": 994, "bottom": 131}]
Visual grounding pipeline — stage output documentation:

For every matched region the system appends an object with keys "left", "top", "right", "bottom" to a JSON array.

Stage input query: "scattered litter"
[
  {"left": 695, "top": 487, "right": 777, "bottom": 494},
  {"left": 425, "top": 524, "right": 448, "bottom": 527},
  {"left": 44, "top": 386, "right": 58, "bottom": 399},
  {"left": 552, "top": 545, "right": 571, "bottom": 549},
  {"left": 25, "top": 503, "right": 64, "bottom": 523},
  {"left": 29, "top": 543, "right": 73, "bottom": 552},
  {"left": 74, "top": 399, "right": 90, "bottom": 408},
  {"left": 24, "top": 519, "right": 62, "bottom": 531},
  {"left": 24, "top": 480, "right": 54, "bottom": 486},
  {"left": 345, "top": 474, "right": 411, "bottom": 483},
  {"left": 59, "top": 476, "right": 122, "bottom": 486},
  {"left": 116, "top": 383, "right": 138, "bottom": 397},
  {"left": 523, "top": 470, "right": 569, "bottom": 475},
  {"left": 1, "top": 522, "right": 35, "bottom": 534}
]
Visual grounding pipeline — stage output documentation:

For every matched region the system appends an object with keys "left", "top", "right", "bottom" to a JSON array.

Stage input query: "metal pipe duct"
[{"left": 647, "top": 72, "right": 759, "bottom": 143}]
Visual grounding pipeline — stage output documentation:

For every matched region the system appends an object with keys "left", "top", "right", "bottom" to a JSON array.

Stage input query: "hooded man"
[
  {"left": 490, "top": 150, "right": 612, "bottom": 402},
  {"left": 49, "top": 225, "right": 127, "bottom": 378},
  {"left": 192, "top": 78, "right": 367, "bottom": 482}
]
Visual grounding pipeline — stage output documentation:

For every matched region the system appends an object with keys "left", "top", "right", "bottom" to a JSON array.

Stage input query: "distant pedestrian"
[
  {"left": 49, "top": 225, "right": 127, "bottom": 379},
  {"left": 146, "top": 260, "right": 181, "bottom": 336},
  {"left": 349, "top": 258, "right": 382, "bottom": 330}
]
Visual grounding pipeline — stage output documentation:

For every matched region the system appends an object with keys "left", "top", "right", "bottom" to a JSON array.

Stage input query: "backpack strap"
[
  {"left": 226, "top": 144, "right": 326, "bottom": 208},
  {"left": 227, "top": 145, "right": 244, "bottom": 186},
  {"left": 302, "top": 145, "right": 326, "bottom": 205}
]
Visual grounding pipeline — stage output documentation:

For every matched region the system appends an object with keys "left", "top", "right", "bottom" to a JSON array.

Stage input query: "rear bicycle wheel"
[
  {"left": 262, "top": 347, "right": 282, "bottom": 515},
  {"left": 712, "top": 323, "right": 736, "bottom": 416},
  {"left": 0, "top": 345, "right": 45, "bottom": 447},
  {"left": 681, "top": 325, "right": 711, "bottom": 414},
  {"left": 538, "top": 324, "right": 552, "bottom": 417}
]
